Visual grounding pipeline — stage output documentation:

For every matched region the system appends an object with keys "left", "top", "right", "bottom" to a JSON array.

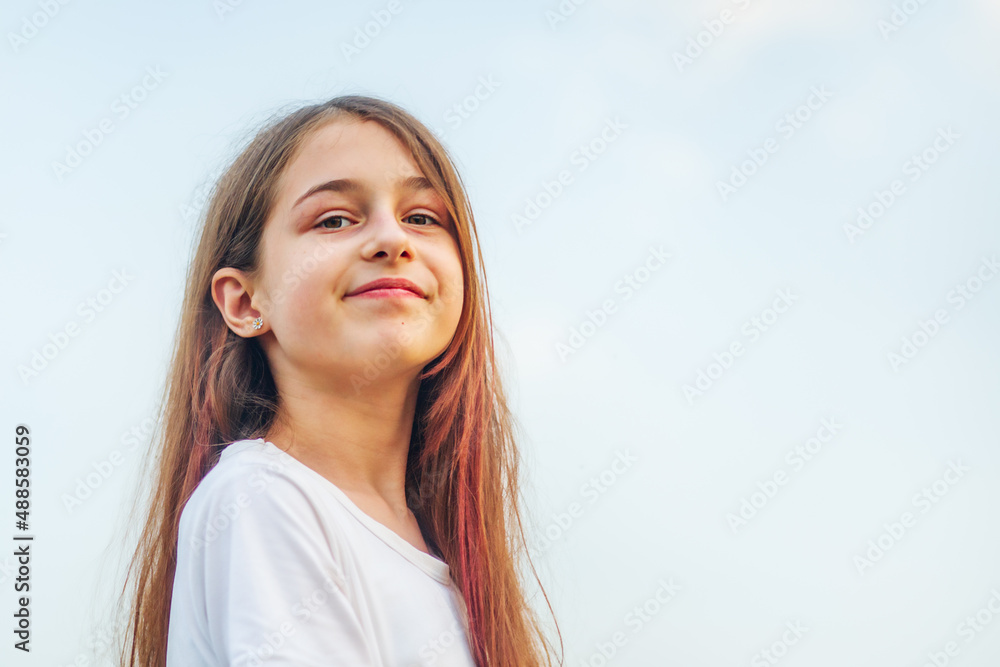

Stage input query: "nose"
[{"left": 360, "top": 203, "right": 412, "bottom": 262}]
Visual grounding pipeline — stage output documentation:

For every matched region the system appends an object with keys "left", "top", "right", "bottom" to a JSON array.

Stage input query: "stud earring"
[{"left": 252, "top": 317, "right": 263, "bottom": 330}]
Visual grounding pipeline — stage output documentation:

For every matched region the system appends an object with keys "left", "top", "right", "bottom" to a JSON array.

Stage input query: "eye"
[
  {"left": 405, "top": 213, "right": 440, "bottom": 226},
  {"left": 315, "top": 215, "right": 356, "bottom": 230}
]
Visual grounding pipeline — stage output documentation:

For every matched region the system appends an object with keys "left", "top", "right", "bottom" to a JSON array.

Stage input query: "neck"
[{"left": 264, "top": 370, "right": 422, "bottom": 512}]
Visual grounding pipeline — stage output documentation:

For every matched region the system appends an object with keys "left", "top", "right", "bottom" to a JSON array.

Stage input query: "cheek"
[
  {"left": 268, "top": 272, "right": 316, "bottom": 316},
  {"left": 438, "top": 239, "right": 465, "bottom": 297},
  {"left": 438, "top": 274, "right": 464, "bottom": 336},
  {"left": 266, "top": 262, "right": 340, "bottom": 331},
  {"left": 277, "top": 245, "right": 339, "bottom": 298},
  {"left": 432, "top": 253, "right": 464, "bottom": 315}
]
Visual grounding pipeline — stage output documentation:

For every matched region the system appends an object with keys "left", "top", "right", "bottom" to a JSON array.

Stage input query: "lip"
[{"left": 345, "top": 277, "right": 426, "bottom": 298}]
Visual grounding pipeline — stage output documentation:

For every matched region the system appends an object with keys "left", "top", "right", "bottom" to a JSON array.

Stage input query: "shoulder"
[
  {"left": 177, "top": 439, "right": 333, "bottom": 553},
  {"left": 183, "top": 439, "right": 301, "bottom": 509}
]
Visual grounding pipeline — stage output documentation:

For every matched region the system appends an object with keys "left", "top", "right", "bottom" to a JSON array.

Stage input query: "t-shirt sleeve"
[{"left": 177, "top": 464, "right": 378, "bottom": 666}]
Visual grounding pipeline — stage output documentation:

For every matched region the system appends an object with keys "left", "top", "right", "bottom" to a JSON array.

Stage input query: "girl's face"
[{"left": 249, "top": 118, "right": 464, "bottom": 388}]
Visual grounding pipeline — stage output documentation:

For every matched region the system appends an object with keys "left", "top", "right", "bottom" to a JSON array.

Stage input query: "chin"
[{"left": 353, "top": 339, "right": 434, "bottom": 372}]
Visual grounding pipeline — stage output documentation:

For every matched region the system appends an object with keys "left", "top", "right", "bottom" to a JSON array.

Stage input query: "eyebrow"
[{"left": 292, "top": 176, "right": 435, "bottom": 209}]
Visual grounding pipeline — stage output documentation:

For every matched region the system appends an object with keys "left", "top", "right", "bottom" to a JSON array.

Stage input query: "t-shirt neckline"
[{"left": 227, "top": 438, "right": 452, "bottom": 585}]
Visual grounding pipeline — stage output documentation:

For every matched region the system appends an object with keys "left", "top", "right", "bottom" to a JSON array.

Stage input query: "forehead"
[{"left": 277, "top": 119, "right": 422, "bottom": 199}]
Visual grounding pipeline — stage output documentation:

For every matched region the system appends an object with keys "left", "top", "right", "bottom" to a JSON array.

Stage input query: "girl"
[{"left": 116, "top": 95, "right": 562, "bottom": 666}]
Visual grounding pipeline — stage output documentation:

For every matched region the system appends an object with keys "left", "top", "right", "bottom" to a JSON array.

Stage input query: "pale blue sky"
[{"left": 2, "top": 0, "right": 999, "bottom": 664}]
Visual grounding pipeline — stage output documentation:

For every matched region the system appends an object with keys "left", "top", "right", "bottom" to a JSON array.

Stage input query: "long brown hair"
[{"left": 114, "top": 94, "right": 563, "bottom": 666}]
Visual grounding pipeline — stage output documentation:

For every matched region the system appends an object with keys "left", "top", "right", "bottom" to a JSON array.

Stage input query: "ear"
[{"left": 211, "top": 267, "right": 266, "bottom": 337}]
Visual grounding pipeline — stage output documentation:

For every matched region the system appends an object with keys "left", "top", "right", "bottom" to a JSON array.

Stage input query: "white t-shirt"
[{"left": 165, "top": 438, "right": 477, "bottom": 667}]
